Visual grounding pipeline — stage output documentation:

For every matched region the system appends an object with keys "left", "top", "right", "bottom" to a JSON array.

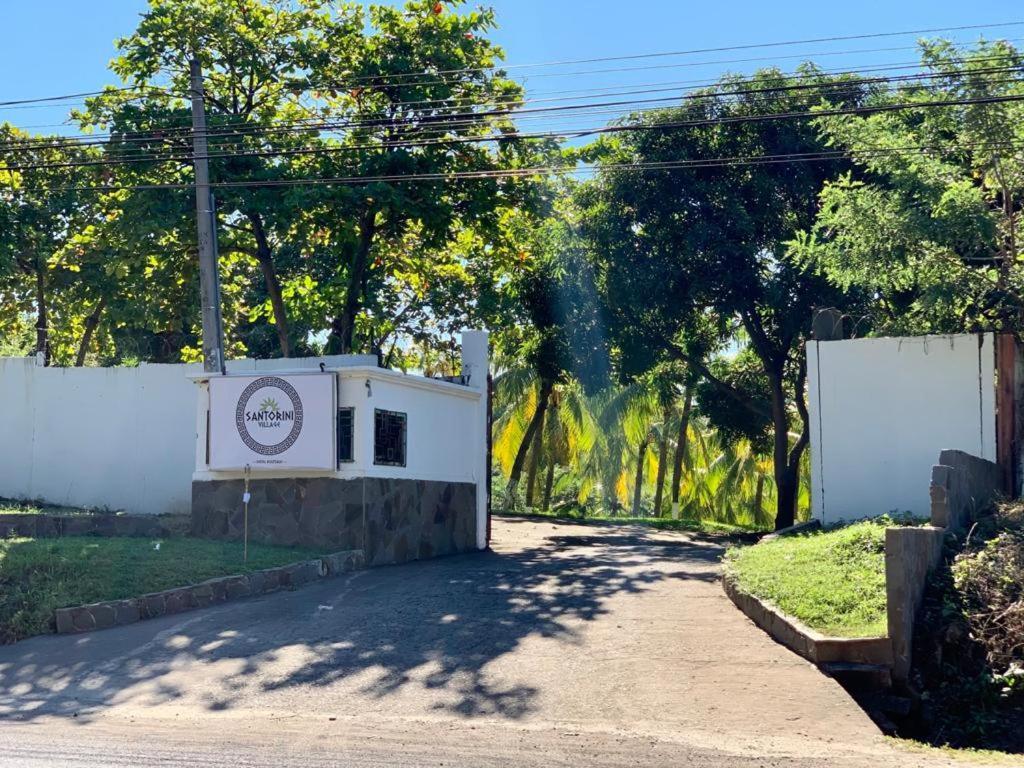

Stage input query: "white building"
[{"left": 1, "top": 332, "right": 490, "bottom": 566}]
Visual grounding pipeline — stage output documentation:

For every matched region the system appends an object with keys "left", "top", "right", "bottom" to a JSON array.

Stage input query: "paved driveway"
[{"left": 0, "top": 517, "right": 975, "bottom": 766}]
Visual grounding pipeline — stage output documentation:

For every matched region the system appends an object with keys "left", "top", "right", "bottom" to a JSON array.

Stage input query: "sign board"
[{"left": 208, "top": 373, "right": 335, "bottom": 471}]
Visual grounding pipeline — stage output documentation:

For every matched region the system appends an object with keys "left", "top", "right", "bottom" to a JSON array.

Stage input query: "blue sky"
[{"left": 1, "top": 0, "right": 1021, "bottom": 135}]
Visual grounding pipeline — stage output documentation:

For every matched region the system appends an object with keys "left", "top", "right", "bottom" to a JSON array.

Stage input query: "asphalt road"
[{"left": 0, "top": 517, "right": 994, "bottom": 766}]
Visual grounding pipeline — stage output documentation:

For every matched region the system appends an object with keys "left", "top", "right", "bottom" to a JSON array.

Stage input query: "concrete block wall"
[
  {"left": 0, "top": 354, "right": 375, "bottom": 516},
  {"left": 808, "top": 334, "right": 996, "bottom": 524},
  {"left": 885, "top": 526, "right": 946, "bottom": 684},
  {"left": 930, "top": 449, "right": 1002, "bottom": 531},
  {"left": 886, "top": 448, "right": 1001, "bottom": 685}
]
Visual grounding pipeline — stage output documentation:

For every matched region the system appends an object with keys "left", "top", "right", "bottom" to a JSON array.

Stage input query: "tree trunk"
[
  {"left": 542, "top": 395, "right": 560, "bottom": 511},
  {"left": 632, "top": 438, "right": 648, "bottom": 517},
  {"left": 753, "top": 474, "right": 765, "bottom": 523},
  {"left": 542, "top": 446, "right": 556, "bottom": 512},
  {"left": 653, "top": 408, "right": 671, "bottom": 517},
  {"left": 670, "top": 388, "right": 694, "bottom": 505},
  {"left": 505, "top": 379, "right": 553, "bottom": 505},
  {"left": 768, "top": 367, "right": 797, "bottom": 531},
  {"left": 740, "top": 303, "right": 810, "bottom": 533},
  {"left": 332, "top": 209, "right": 377, "bottom": 354},
  {"left": 74, "top": 297, "right": 106, "bottom": 367},
  {"left": 525, "top": 396, "right": 547, "bottom": 508},
  {"left": 766, "top": 355, "right": 813, "bottom": 532},
  {"left": 34, "top": 265, "right": 48, "bottom": 366},
  {"left": 784, "top": 352, "right": 812, "bottom": 527},
  {"left": 247, "top": 212, "right": 291, "bottom": 358}
]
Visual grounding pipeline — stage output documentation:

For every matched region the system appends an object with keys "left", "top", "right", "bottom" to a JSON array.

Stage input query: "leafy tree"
[
  {"left": 79, "top": 0, "right": 353, "bottom": 357},
  {"left": 487, "top": 202, "right": 605, "bottom": 506},
  {"left": 0, "top": 125, "right": 108, "bottom": 365},
  {"left": 576, "top": 67, "right": 864, "bottom": 529},
  {"left": 78, "top": 0, "right": 543, "bottom": 361},
  {"left": 307, "top": 0, "right": 537, "bottom": 354},
  {"left": 794, "top": 40, "right": 1024, "bottom": 333}
]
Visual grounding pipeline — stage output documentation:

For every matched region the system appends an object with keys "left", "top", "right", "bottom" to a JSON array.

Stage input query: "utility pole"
[{"left": 189, "top": 57, "right": 226, "bottom": 374}]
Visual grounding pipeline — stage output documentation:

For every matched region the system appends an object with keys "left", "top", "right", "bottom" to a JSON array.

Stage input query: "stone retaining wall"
[
  {"left": 0, "top": 512, "right": 190, "bottom": 540},
  {"left": 54, "top": 549, "right": 364, "bottom": 635},
  {"left": 191, "top": 477, "right": 476, "bottom": 566},
  {"left": 880, "top": 449, "right": 1002, "bottom": 683}
]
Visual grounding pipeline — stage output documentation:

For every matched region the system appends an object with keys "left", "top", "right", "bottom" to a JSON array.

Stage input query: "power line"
[
  {"left": 2, "top": 28, "right": 1020, "bottom": 123},
  {"left": 5, "top": 46, "right": 1019, "bottom": 149},
  {"left": 0, "top": 84, "right": 172, "bottom": 108},
  {"left": 4, "top": 19, "right": 1017, "bottom": 111},
  {"left": 298, "top": 20, "right": 1024, "bottom": 86},
  {"left": 3, "top": 74, "right": 1022, "bottom": 175},
  {"left": 5, "top": 34, "right": 1009, "bottom": 126},
  {"left": 3, "top": 58, "right": 1021, "bottom": 157},
  {"left": 8, "top": 86, "right": 1024, "bottom": 174},
  {"left": 6, "top": 135, "right": 1021, "bottom": 197},
  {"left": 195, "top": 59, "right": 1024, "bottom": 142}
]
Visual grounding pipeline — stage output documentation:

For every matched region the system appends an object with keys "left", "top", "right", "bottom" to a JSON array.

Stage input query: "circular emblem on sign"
[{"left": 234, "top": 377, "right": 304, "bottom": 456}]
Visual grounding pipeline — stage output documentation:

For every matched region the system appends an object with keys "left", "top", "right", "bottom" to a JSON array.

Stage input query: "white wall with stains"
[{"left": 807, "top": 333, "right": 996, "bottom": 524}]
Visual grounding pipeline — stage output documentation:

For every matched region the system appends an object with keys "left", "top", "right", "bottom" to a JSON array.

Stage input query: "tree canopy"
[{"left": 1, "top": 4, "right": 1021, "bottom": 529}]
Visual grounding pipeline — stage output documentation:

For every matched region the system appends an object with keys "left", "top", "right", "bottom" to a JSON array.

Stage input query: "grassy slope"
[
  {"left": 0, "top": 537, "right": 324, "bottom": 643},
  {"left": 725, "top": 520, "right": 889, "bottom": 638}
]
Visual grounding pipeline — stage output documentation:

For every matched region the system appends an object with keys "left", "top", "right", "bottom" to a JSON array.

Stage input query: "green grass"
[
  {"left": 0, "top": 536, "right": 325, "bottom": 643},
  {"left": 499, "top": 508, "right": 760, "bottom": 535},
  {"left": 889, "top": 737, "right": 1024, "bottom": 765},
  {"left": 725, "top": 519, "right": 892, "bottom": 638},
  {"left": 0, "top": 498, "right": 107, "bottom": 516}
]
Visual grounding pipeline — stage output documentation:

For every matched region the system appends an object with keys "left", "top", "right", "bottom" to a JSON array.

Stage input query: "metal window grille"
[
  {"left": 374, "top": 408, "right": 407, "bottom": 467},
  {"left": 337, "top": 407, "right": 355, "bottom": 465}
]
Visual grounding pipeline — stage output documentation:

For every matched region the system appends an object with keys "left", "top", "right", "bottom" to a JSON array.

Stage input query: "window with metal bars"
[
  {"left": 373, "top": 408, "right": 407, "bottom": 467},
  {"left": 337, "top": 407, "right": 354, "bottom": 465}
]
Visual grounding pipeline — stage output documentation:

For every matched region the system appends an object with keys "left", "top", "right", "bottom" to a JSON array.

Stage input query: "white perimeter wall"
[
  {"left": 2, "top": 342, "right": 488, "bottom": 538},
  {"left": 0, "top": 358, "right": 199, "bottom": 515},
  {"left": 807, "top": 334, "right": 995, "bottom": 523}
]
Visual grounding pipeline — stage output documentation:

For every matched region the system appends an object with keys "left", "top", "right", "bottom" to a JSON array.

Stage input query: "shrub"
[
  {"left": 952, "top": 530, "right": 1024, "bottom": 696},
  {"left": 908, "top": 504, "right": 1024, "bottom": 750}
]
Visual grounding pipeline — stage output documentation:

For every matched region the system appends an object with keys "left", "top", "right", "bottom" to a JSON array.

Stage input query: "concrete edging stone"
[
  {"left": 722, "top": 573, "right": 893, "bottom": 667},
  {"left": 54, "top": 549, "right": 364, "bottom": 636}
]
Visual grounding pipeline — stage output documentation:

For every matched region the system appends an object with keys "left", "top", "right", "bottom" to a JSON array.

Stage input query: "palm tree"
[
  {"left": 493, "top": 366, "right": 804, "bottom": 529},
  {"left": 676, "top": 426, "right": 777, "bottom": 529},
  {"left": 492, "top": 363, "right": 596, "bottom": 510}
]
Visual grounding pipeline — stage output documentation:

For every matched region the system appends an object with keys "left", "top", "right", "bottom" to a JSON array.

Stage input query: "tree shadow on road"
[{"left": 0, "top": 528, "right": 723, "bottom": 723}]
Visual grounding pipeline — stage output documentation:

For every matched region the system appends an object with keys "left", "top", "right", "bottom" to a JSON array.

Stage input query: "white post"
[{"left": 461, "top": 330, "right": 490, "bottom": 549}]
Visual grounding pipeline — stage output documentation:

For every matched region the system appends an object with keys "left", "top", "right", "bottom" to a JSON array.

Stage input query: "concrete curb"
[
  {"left": 722, "top": 574, "right": 893, "bottom": 667},
  {"left": 54, "top": 549, "right": 365, "bottom": 636}
]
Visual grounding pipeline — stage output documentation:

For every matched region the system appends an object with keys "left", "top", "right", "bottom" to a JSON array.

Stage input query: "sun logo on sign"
[{"left": 259, "top": 397, "right": 280, "bottom": 413}]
